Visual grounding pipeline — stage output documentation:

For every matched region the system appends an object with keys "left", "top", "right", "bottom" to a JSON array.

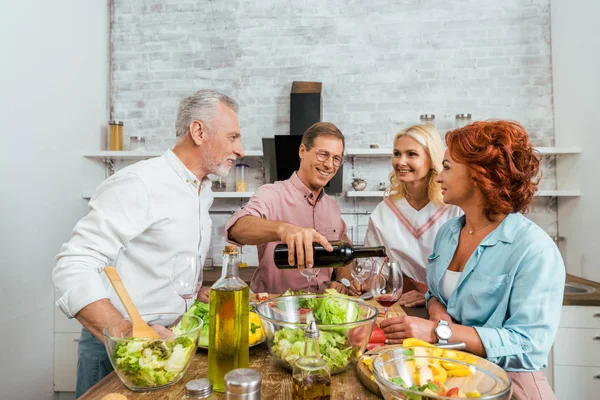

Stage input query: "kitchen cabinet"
[
  {"left": 553, "top": 305, "right": 600, "bottom": 399},
  {"left": 54, "top": 332, "right": 80, "bottom": 392},
  {"left": 54, "top": 294, "right": 82, "bottom": 394}
]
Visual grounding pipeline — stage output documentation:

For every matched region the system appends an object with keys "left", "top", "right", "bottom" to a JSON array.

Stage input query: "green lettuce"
[
  {"left": 271, "top": 289, "right": 361, "bottom": 371},
  {"left": 113, "top": 337, "right": 195, "bottom": 387},
  {"left": 172, "top": 300, "right": 209, "bottom": 347}
]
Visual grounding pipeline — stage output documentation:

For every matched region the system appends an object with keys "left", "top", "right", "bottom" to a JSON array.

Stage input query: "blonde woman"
[{"left": 363, "top": 124, "right": 462, "bottom": 307}]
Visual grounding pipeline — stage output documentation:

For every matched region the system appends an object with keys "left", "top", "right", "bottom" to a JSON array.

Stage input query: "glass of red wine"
[{"left": 370, "top": 261, "right": 403, "bottom": 318}]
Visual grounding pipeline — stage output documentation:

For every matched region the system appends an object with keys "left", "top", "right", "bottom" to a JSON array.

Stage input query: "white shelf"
[
  {"left": 347, "top": 189, "right": 581, "bottom": 198},
  {"left": 536, "top": 189, "right": 581, "bottom": 197},
  {"left": 213, "top": 191, "right": 255, "bottom": 198},
  {"left": 82, "top": 190, "right": 255, "bottom": 200},
  {"left": 83, "top": 149, "right": 263, "bottom": 160},
  {"left": 345, "top": 147, "right": 582, "bottom": 157},
  {"left": 346, "top": 191, "right": 386, "bottom": 198}
]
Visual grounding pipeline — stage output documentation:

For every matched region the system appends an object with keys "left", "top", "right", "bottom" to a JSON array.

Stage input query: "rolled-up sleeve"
[
  {"left": 53, "top": 174, "right": 153, "bottom": 318},
  {"left": 225, "top": 185, "right": 276, "bottom": 245},
  {"left": 474, "top": 245, "right": 565, "bottom": 369}
]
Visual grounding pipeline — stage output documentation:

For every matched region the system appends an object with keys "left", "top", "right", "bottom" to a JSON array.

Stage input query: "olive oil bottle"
[{"left": 208, "top": 246, "right": 249, "bottom": 392}]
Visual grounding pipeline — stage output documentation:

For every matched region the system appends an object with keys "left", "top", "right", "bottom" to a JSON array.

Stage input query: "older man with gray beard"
[{"left": 53, "top": 89, "right": 244, "bottom": 396}]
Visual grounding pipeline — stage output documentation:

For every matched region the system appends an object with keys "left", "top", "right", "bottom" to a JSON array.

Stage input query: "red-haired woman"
[{"left": 380, "top": 121, "right": 564, "bottom": 399}]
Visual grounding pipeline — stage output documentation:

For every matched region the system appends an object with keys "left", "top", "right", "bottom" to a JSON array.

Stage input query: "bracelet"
[{"left": 337, "top": 278, "right": 351, "bottom": 288}]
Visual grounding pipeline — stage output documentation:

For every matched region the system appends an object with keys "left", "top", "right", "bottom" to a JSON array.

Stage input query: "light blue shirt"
[{"left": 425, "top": 213, "right": 565, "bottom": 371}]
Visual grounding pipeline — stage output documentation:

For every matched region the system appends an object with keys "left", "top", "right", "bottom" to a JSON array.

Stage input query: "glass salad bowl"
[
  {"left": 254, "top": 293, "right": 378, "bottom": 374},
  {"left": 103, "top": 313, "right": 202, "bottom": 391},
  {"left": 372, "top": 346, "right": 512, "bottom": 399}
]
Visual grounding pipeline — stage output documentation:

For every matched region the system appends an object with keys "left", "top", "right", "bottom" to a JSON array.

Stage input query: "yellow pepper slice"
[
  {"left": 249, "top": 312, "right": 263, "bottom": 345},
  {"left": 466, "top": 391, "right": 482, "bottom": 398},
  {"left": 446, "top": 367, "right": 473, "bottom": 377},
  {"left": 403, "top": 338, "right": 434, "bottom": 348}
]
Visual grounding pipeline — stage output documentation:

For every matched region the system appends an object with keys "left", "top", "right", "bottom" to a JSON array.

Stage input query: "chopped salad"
[{"left": 271, "top": 289, "right": 363, "bottom": 372}]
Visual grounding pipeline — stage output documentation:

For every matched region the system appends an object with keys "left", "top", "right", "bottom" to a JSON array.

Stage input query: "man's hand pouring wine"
[{"left": 277, "top": 223, "right": 333, "bottom": 269}]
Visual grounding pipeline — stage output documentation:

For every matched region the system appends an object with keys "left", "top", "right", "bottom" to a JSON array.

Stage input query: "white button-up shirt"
[{"left": 53, "top": 149, "right": 213, "bottom": 318}]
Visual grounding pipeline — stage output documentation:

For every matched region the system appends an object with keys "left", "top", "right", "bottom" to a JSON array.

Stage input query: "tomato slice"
[
  {"left": 369, "top": 324, "right": 386, "bottom": 343},
  {"left": 367, "top": 342, "right": 384, "bottom": 351}
]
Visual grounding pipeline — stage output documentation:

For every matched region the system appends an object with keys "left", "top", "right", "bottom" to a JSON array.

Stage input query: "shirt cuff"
[
  {"left": 55, "top": 279, "right": 109, "bottom": 318},
  {"left": 474, "top": 326, "right": 532, "bottom": 359}
]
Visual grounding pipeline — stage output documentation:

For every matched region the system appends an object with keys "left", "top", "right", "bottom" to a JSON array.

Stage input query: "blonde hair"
[{"left": 386, "top": 124, "right": 445, "bottom": 205}]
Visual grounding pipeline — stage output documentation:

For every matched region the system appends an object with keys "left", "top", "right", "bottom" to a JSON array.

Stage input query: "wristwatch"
[
  {"left": 337, "top": 278, "right": 351, "bottom": 288},
  {"left": 435, "top": 320, "right": 453, "bottom": 344}
]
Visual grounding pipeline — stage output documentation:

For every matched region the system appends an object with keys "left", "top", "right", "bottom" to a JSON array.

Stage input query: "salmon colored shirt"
[{"left": 225, "top": 172, "right": 350, "bottom": 294}]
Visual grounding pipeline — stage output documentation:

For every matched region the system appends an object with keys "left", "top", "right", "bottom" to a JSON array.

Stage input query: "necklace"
[{"left": 466, "top": 220, "right": 494, "bottom": 235}]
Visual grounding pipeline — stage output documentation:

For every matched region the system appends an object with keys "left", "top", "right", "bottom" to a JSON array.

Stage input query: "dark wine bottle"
[{"left": 274, "top": 240, "right": 387, "bottom": 269}]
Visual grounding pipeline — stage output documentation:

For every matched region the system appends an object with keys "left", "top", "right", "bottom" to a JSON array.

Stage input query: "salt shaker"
[
  {"left": 224, "top": 368, "right": 261, "bottom": 400},
  {"left": 181, "top": 378, "right": 217, "bottom": 399}
]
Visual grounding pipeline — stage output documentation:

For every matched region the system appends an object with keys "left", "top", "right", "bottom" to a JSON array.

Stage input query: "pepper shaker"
[
  {"left": 181, "top": 378, "right": 217, "bottom": 399},
  {"left": 224, "top": 368, "right": 261, "bottom": 400}
]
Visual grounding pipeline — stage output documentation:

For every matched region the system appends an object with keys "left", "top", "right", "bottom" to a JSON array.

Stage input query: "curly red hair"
[{"left": 445, "top": 120, "right": 541, "bottom": 219}]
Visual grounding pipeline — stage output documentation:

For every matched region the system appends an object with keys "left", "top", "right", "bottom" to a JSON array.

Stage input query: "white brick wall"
[{"left": 110, "top": 0, "right": 557, "bottom": 265}]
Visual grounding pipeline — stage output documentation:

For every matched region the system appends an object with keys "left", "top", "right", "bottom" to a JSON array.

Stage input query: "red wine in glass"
[{"left": 375, "top": 295, "right": 399, "bottom": 308}]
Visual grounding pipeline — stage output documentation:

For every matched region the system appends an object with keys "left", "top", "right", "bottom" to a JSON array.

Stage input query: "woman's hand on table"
[
  {"left": 379, "top": 315, "right": 436, "bottom": 345},
  {"left": 398, "top": 290, "right": 425, "bottom": 308}
]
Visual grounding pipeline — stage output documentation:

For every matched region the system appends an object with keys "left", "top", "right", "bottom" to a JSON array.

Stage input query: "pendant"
[{"left": 468, "top": 230, "right": 474, "bottom": 235}]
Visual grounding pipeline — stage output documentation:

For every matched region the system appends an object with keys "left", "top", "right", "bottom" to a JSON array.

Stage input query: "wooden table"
[{"left": 81, "top": 301, "right": 427, "bottom": 400}]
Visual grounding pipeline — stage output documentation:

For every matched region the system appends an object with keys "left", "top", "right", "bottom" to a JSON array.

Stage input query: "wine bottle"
[{"left": 274, "top": 240, "right": 386, "bottom": 269}]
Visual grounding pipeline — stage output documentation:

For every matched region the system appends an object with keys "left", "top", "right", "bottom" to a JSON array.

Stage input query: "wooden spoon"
[{"left": 104, "top": 266, "right": 160, "bottom": 339}]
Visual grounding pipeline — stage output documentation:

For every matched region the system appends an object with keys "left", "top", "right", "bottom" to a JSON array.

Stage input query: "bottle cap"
[
  {"left": 305, "top": 320, "right": 320, "bottom": 339},
  {"left": 223, "top": 245, "right": 239, "bottom": 255},
  {"left": 224, "top": 368, "right": 261, "bottom": 395},
  {"left": 185, "top": 378, "right": 213, "bottom": 397}
]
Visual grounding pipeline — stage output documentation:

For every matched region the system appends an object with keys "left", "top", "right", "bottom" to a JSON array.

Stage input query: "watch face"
[{"left": 436, "top": 325, "right": 452, "bottom": 340}]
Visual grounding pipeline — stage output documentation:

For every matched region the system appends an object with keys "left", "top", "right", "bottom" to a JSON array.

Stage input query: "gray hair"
[{"left": 175, "top": 89, "right": 239, "bottom": 138}]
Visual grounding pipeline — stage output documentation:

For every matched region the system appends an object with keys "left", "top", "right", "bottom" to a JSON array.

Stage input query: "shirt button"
[
  {"left": 194, "top": 180, "right": 198, "bottom": 185},
  {"left": 186, "top": 180, "right": 190, "bottom": 183}
]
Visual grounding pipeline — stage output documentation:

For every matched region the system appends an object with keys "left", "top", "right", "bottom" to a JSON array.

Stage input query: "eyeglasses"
[{"left": 311, "top": 148, "right": 345, "bottom": 167}]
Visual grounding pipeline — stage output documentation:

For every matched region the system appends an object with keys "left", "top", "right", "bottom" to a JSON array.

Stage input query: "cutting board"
[
  {"left": 357, "top": 344, "right": 404, "bottom": 397},
  {"left": 357, "top": 300, "right": 407, "bottom": 397}
]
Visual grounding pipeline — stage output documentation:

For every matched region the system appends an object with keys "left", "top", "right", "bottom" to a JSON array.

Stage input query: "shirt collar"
[
  {"left": 449, "top": 213, "right": 516, "bottom": 246},
  {"left": 289, "top": 172, "right": 325, "bottom": 204},
  {"left": 162, "top": 149, "right": 210, "bottom": 192}
]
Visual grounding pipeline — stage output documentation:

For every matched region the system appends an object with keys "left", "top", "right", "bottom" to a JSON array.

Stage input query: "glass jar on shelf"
[
  {"left": 129, "top": 136, "right": 146, "bottom": 152},
  {"left": 235, "top": 163, "right": 249, "bottom": 192},
  {"left": 419, "top": 114, "right": 435, "bottom": 127},
  {"left": 108, "top": 121, "right": 124, "bottom": 151},
  {"left": 455, "top": 113, "right": 472, "bottom": 129}
]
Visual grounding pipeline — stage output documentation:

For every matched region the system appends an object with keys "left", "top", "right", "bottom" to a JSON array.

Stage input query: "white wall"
[
  {"left": 551, "top": 0, "right": 600, "bottom": 281},
  {"left": 0, "top": 1, "right": 108, "bottom": 398}
]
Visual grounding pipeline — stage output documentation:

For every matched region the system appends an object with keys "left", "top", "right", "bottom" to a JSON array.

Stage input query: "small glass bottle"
[
  {"left": 455, "top": 113, "right": 472, "bottom": 129},
  {"left": 292, "top": 320, "right": 331, "bottom": 400},
  {"left": 419, "top": 114, "right": 435, "bottom": 128},
  {"left": 182, "top": 378, "right": 217, "bottom": 399},
  {"left": 208, "top": 246, "right": 249, "bottom": 392},
  {"left": 108, "top": 121, "right": 123, "bottom": 151}
]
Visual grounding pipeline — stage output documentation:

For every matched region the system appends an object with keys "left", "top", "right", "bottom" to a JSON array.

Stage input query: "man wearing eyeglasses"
[{"left": 226, "top": 122, "right": 359, "bottom": 295}]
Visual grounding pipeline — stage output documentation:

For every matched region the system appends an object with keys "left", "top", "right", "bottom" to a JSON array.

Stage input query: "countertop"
[{"left": 564, "top": 274, "right": 600, "bottom": 306}]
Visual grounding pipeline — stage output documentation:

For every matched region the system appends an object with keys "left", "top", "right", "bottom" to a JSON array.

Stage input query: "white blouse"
[
  {"left": 440, "top": 270, "right": 462, "bottom": 302},
  {"left": 364, "top": 197, "right": 462, "bottom": 283}
]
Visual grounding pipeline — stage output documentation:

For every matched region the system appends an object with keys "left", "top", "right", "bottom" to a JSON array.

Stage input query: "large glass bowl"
[
  {"left": 103, "top": 313, "right": 202, "bottom": 391},
  {"left": 372, "top": 346, "right": 512, "bottom": 399},
  {"left": 254, "top": 294, "right": 378, "bottom": 374}
]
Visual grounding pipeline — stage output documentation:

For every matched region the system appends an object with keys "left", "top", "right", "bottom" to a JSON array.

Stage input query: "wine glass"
[
  {"left": 170, "top": 254, "right": 203, "bottom": 312},
  {"left": 300, "top": 268, "right": 320, "bottom": 293},
  {"left": 370, "top": 261, "right": 403, "bottom": 318},
  {"left": 351, "top": 260, "right": 373, "bottom": 293}
]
